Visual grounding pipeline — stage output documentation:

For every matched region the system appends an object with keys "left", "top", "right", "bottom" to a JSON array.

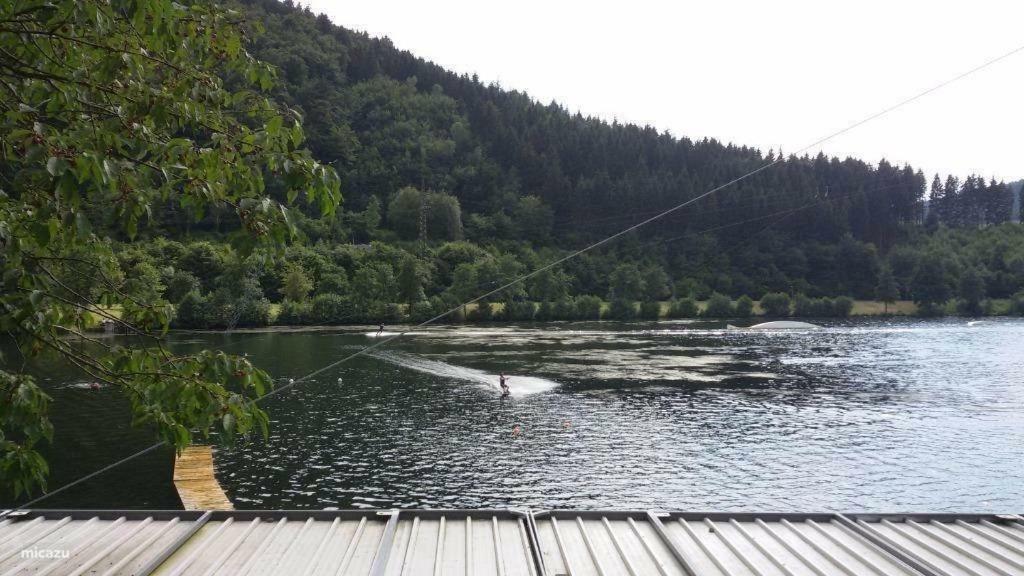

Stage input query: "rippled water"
[{"left": 6, "top": 318, "right": 1024, "bottom": 512}]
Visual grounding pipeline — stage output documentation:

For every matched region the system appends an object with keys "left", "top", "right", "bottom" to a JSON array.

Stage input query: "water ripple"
[{"left": 199, "top": 318, "right": 1024, "bottom": 512}]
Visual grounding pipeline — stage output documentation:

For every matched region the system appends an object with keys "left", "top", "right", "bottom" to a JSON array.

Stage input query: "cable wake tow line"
[{"left": 3, "top": 40, "right": 1022, "bottom": 519}]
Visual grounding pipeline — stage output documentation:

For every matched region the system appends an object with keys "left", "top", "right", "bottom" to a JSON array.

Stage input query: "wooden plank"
[{"left": 173, "top": 446, "right": 234, "bottom": 511}]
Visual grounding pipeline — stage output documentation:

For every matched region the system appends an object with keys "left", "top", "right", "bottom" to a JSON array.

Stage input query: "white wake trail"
[{"left": 369, "top": 350, "right": 557, "bottom": 396}]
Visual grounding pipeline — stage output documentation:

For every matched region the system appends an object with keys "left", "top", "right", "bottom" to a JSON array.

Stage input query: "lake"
[{"left": 5, "top": 318, "right": 1023, "bottom": 512}]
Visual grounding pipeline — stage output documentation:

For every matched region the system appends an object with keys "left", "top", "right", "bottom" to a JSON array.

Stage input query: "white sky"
[{"left": 303, "top": 0, "right": 1023, "bottom": 182}]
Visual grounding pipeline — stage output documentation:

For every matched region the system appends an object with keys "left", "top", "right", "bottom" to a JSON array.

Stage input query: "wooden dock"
[{"left": 173, "top": 445, "right": 234, "bottom": 510}]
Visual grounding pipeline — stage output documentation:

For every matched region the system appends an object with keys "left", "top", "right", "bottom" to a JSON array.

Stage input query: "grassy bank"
[
  {"left": 848, "top": 300, "right": 918, "bottom": 316},
  {"left": 260, "top": 298, "right": 1010, "bottom": 327}
]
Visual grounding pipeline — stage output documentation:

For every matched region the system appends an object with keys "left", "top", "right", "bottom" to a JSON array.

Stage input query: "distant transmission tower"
[{"left": 419, "top": 192, "right": 429, "bottom": 243}]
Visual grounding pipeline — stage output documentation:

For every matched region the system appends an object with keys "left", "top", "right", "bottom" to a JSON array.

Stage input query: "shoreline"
[
  {"left": 84, "top": 299, "right": 1019, "bottom": 335},
  {"left": 162, "top": 306, "right": 1024, "bottom": 336}
]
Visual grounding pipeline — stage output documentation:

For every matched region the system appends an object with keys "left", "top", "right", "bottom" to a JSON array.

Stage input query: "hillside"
[
  {"left": 1010, "top": 180, "right": 1023, "bottom": 223},
  {"left": 237, "top": 0, "right": 927, "bottom": 249},
  {"left": 131, "top": 0, "right": 1024, "bottom": 324}
]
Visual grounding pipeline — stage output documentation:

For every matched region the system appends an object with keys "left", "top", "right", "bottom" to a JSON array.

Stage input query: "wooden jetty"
[{"left": 172, "top": 445, "right": 234, "bottom": 511}]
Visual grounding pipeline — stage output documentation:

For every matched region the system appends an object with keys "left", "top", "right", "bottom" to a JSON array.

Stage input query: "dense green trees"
[
  {"left": 575, "top": 295, "right": 603, "bottom": 320},
  {"left": 397, "top": 256, "right": 428, "bottom": 307},
  {"left": 608, "top": 264, "right": 645, "bottom": 301},
  {"left": 911, "top": 254, "right": 953, "bottom": 315},
  {"left": 234, "top": 0, "right": 947, "bottom": 250},
  {"left": 669, "top": 298, "right": 699, "bottom": 318},
  {"left": 282, "top": 265, "right": 314, "bottom": 302},
  {"left": 958, "top": 268, "right": 986, "bottom": 316},
  {"left": 156, "top": 221, "right": 1024, "bottom": 329},
  {"left": 875, "top": 266, "right": 900, "bottom": 314},
  {"left": 792, "top": 295, "right": 853, "bottom": 318},
  {"left": 152, "top": 0, "right": 1024, "bottom": 323},
  {"left": 387, "top": 187, "right": 463, "bottom": 241},
  {"left": 137, "top": 0, "right": 1020, "bottom": 324},
  {"left": 833, "top": 297, "right": 855, "bottom": 317},
  {"left": 4, "top": 0, "right": 1023, "bottom": 498},
  {"left": 928, "top": 176, "right": 1015, "bottom": 228},
  {"left": 760, "top": 293, "right": 792, "bottom": 317},
  {"left": 703, "top": 294, "right": 734, "bottom": 318},
  {"left": 734, "top": 296, "right": 755, "bottom": 318},
  {"left": 1, "top": 0, "right": 339, "bottom": 496}
]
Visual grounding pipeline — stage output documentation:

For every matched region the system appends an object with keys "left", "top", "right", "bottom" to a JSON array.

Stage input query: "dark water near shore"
[{"left": 5, "top": 318, "right": 1024, "bottom": 512}]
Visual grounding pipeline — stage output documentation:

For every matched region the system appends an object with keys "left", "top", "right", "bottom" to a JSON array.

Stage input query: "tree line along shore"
[
  {"left": 78, "top": 232, "right": 1024, "bottom": 331},
  {"left": 86, "top": 296, "right": 1017, "bottom": 332}
]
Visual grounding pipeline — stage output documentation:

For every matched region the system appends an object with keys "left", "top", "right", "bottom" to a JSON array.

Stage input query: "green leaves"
[
  {"left": 266, "top": 115, "right": 283, "bottom": 137},
  {"left": 74, "top": 211, "right": 91, "bottom": 240},
  {"left": 0, "top": 445, "right": 50, "bottom": 501},
  {"left": 0, "top": 0, "right": 340, "bottom": 496},
  {"left": 28, "top": 219, "right": 59, "bottom": 248},
  {"left": 105, "top": 346, "right": 274, "bottom": 455},
  {"left": 0, "top": 372, "right": 53, "bottom": 499}
]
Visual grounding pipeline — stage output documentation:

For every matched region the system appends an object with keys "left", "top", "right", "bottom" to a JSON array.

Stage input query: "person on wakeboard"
[
  {"left": 499, "top": 373, "right": 510, "bottom": 397},
  {"left": 376, "top": 323, "right": 384, "bottom": 337}
]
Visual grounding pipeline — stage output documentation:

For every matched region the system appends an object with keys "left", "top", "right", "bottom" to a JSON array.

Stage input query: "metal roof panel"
[
  {"left": 2, "top": 509, "right": 1021, "bottom": 576},
  {"left": 848, "top": 515, "right": 1024, "bottom": 576}
]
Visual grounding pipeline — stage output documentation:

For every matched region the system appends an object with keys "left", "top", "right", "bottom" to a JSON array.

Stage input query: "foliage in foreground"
[
  {"left": 0, "top": 0, "right": 339, "bottom": 497},
  {"left": 4, "top": 0, "right": 1024, "bottom": 500}
]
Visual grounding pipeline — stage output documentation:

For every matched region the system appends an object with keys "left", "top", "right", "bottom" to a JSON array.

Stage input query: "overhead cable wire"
[{"left": 4, "top": 39, "right": 1021, "bottom": 518}]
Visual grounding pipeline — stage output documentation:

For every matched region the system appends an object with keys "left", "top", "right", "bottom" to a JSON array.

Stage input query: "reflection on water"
[{"left": 4, "top": 318, "right": 1024, "bottom": 512}]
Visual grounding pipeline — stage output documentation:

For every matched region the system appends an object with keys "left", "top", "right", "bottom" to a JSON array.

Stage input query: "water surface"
[{"left": 6, "top": 318, "right": 1023, "bottom": 512}]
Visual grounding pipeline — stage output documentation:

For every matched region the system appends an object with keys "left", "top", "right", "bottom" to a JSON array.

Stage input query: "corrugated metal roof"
[
  {"left": 532, "top": 511, "right": 1024, "bottom": 576},
  {"left": 846, "top": 514, "right": 1024, "bottom": 576},
  {"left": 0, "top": 509, "right": 541, "bottom": 576},
  {"left": 656, "top": 512, "right": 919, "bottom": 576},
  {"left": 0, "top": 510, "right": 202, "bottom": 576},
  {"left": 380, "top": 510, "right": 538, "bottom": 576},
  {"left": 0, "top": 509, "right": 1021, "bottom": 576},
  {"left": 533, "top": 511, "right": 688, "bottom": 576},
  {"left": 155, "top": 511, "right": 394, "bottom": 575}
]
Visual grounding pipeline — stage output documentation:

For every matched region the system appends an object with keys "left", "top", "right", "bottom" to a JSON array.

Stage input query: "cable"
[
  {"left": 641, "top": 179, "right": 907, "bottom": 249},
  {"left": 4, "top": 39, "right": 1021, "bottom": 518},
  {"left": 552, "top": 181, "right": 834, "bottom": 230},
  {"left": 2, "top": 443, "right": 169, "bottom": 515},
  {"left": 0, "top": 188, "right": 912, "bottom": 516}
]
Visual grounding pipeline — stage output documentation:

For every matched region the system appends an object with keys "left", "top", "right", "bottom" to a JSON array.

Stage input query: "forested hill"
[
  {"left": 129, "top": 0, "right": 1023, "bottom": 328},
  {"left": 232, "top": 0, "right": 1020, "bottom": 250},
  {"left": 1011, "top": 181, "right": 1023, "bottom": 222},
  {"left": 238, "top": 0, "right": 927, "bottom": 249}
]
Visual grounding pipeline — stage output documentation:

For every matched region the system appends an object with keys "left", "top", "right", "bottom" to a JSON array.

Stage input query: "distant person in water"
[
  {"left": 499, "top": 373, "right": 510, "bottom": 397},
  {"left": 376, "top": 323, "right": 384, "bottom": 336}
]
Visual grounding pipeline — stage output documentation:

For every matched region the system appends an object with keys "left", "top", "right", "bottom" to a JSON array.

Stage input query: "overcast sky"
[{"left": 303, "top": 0, "right": 1022, "bottom": 182}]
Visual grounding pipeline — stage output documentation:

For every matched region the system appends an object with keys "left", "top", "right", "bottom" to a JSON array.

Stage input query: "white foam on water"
[
  {"left": 369, "top": 350, "right": 557, "bottom": 396},
  {"left": 60, "top": 381, "right": 108, "bottom": 390}
]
